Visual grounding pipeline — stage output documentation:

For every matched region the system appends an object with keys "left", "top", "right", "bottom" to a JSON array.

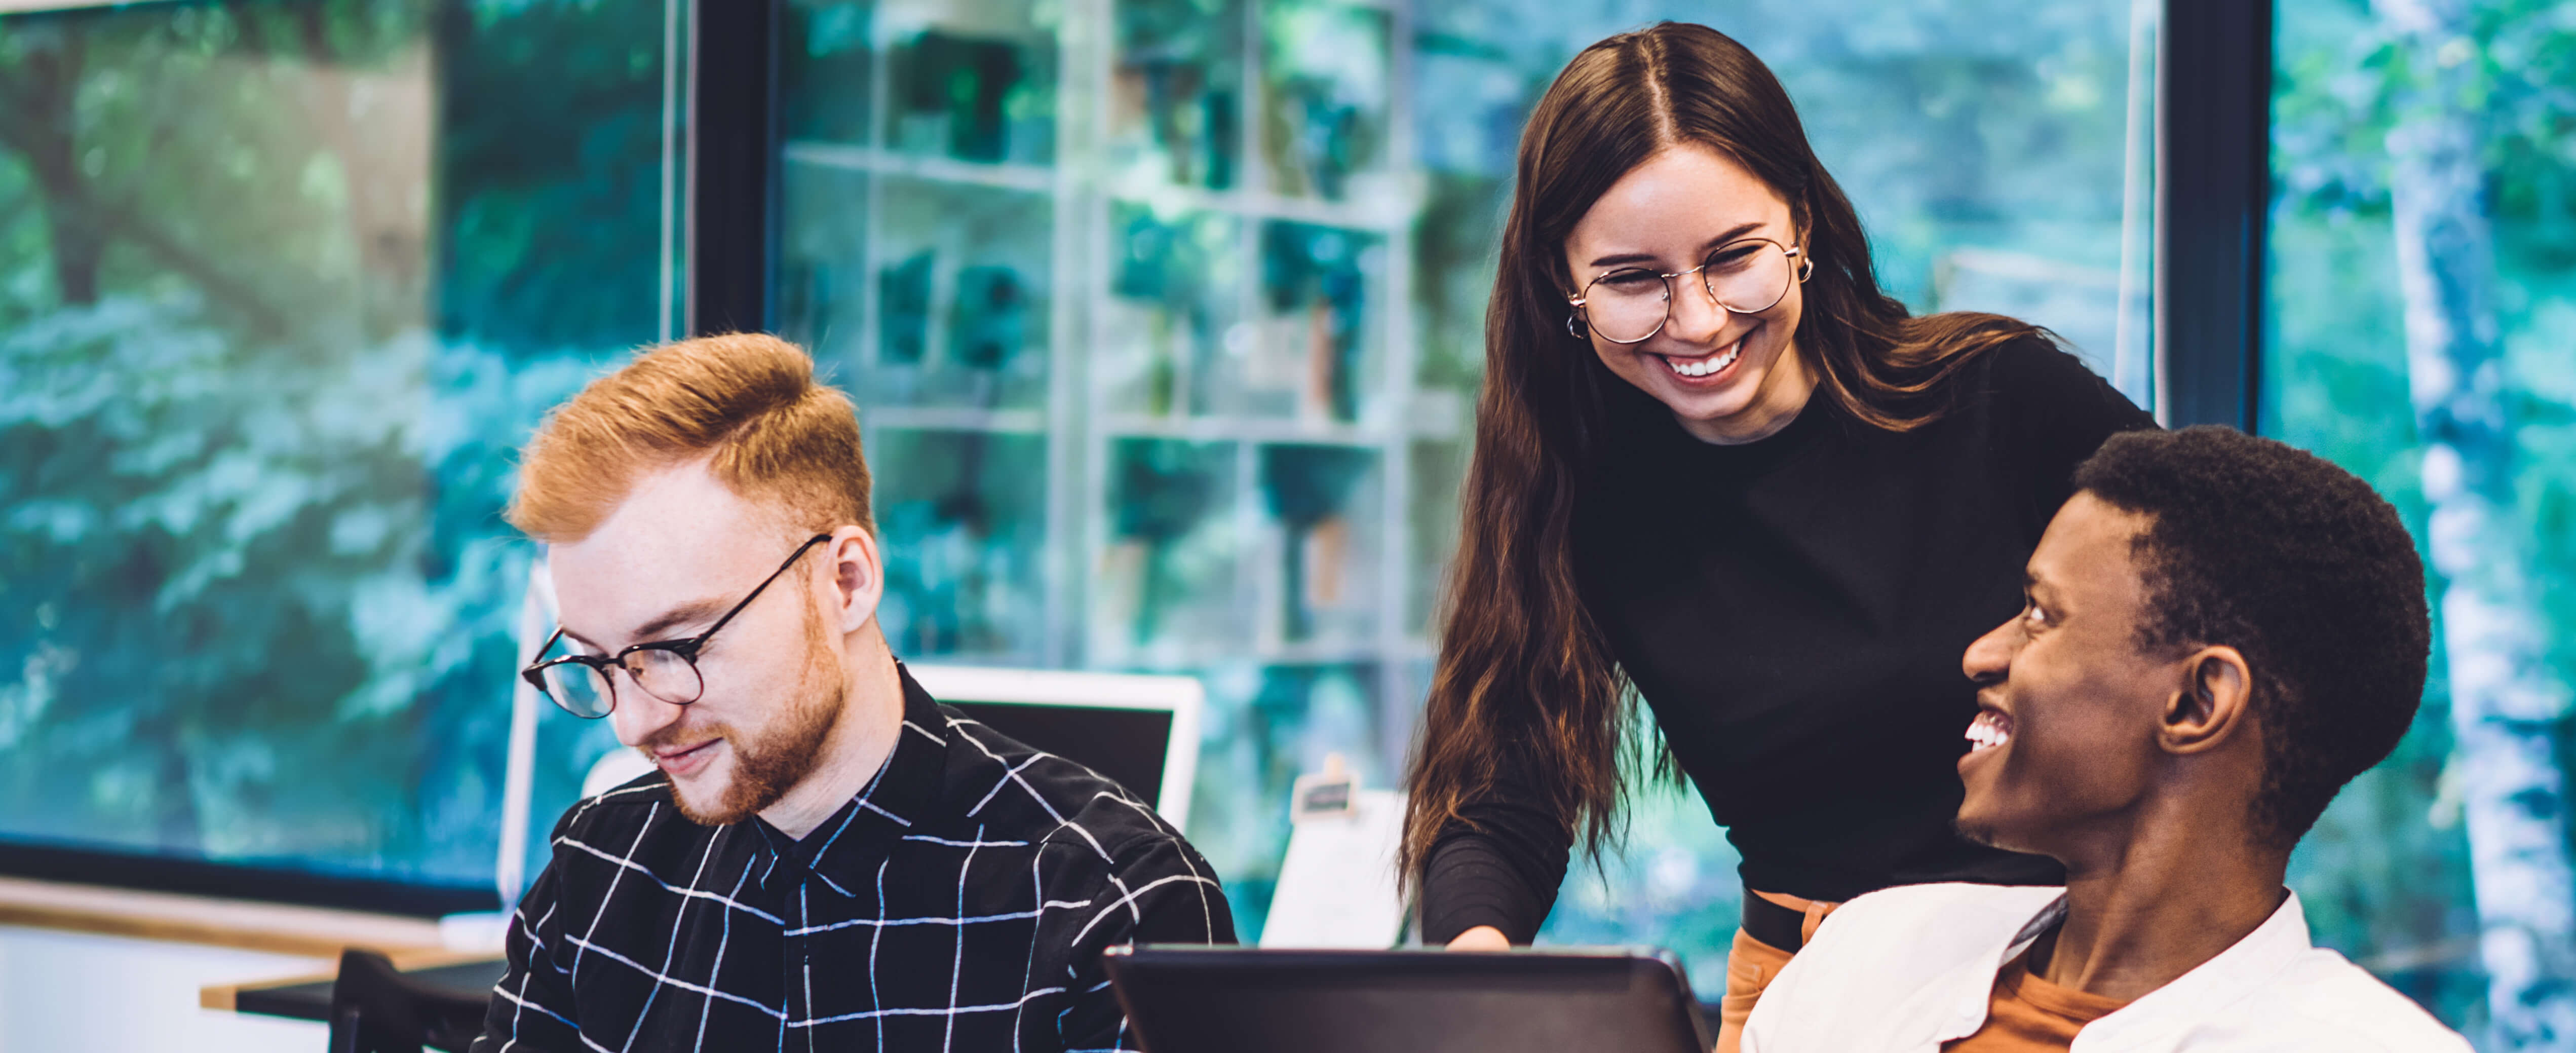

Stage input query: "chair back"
[{"left": 325, "top": 948, "right": 488, "bottom": 1053}]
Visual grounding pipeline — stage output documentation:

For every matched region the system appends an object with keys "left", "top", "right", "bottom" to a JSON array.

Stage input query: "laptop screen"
[{"left": 945, "top": 701, "right": 1174, "bottom": 813}]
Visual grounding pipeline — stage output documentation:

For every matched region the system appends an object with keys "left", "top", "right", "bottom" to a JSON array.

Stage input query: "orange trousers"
[{"left": 1713, "top": 890, "right": 1840, "bottom": 1053}]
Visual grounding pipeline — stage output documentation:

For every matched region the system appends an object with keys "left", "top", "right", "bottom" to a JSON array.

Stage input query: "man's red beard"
[{"left": 644, "top": 596, "right": 848, "bottom": 826}]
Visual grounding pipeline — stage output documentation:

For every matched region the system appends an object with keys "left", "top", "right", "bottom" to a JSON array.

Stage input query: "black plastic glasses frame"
[{"left": 520, "top": 532, "right": 834, "bottom": 717}]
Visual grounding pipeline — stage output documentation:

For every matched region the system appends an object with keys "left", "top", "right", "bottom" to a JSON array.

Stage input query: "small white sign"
[{"left": 1260, "top": 767, "right": 1409, "bottom": 949}]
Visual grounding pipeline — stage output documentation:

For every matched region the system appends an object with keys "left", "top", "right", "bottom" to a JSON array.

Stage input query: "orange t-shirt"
[{"left": 1941, "top": 952, "right": 2131, "bottom": 1052}]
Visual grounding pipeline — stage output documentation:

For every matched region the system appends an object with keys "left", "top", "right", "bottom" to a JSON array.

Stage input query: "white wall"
[{"left": 0, "top": 925, "right": 328, "bottom": 1052}]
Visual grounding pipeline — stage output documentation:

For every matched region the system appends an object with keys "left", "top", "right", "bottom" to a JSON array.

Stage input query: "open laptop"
[{"left": 1102, "top": 945, "right": 1713, "bottom": 1052}]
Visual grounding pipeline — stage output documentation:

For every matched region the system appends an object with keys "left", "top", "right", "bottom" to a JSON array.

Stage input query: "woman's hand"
[{"left": 1444, "top": 925, "right": 1510, "bottom": 951}]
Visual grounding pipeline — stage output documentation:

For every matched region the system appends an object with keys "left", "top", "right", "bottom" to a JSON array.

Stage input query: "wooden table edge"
[{"left": 0, "top": 875, "right": 491, "bottom": 1013}]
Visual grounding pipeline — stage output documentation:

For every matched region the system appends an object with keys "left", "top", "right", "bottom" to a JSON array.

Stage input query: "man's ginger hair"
[{"left": 508, "top": 333, "right": 872, "bottom": 543}]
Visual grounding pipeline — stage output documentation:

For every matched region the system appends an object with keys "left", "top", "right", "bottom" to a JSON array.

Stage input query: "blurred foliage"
[
  {"left": 1539, "top": 766, "right": 1744, "bottom": 987},
  {"left": 0, "top": 0, "right": 669, "bottom": 891},
  {"left": 1258, "top": 220, "right": 1375, "bottom": 421},
  {"left": 870, "top": 427, "right": 1048, "bottom": 659},
  {"left": 1103, "top": 202, "right": 1242, "bottom": 416},
  {"left": 782, "top": 0, "right": 876, "bottom": 145},
  {"left": 1112, "top": 0, "right": 1240, "bottom": 190},
  {"left": 2267, "top": 0, "right": 2576, "bottom": 1031},
  {"left": 1258, "top": 0, "right": 1385, "bottom": 200},
  {"left": 1105, "top": 437, "right": 1237, "bottom": 651},
  {"left": 881, "top": 0, "right": 1057, "bottom": 165}
]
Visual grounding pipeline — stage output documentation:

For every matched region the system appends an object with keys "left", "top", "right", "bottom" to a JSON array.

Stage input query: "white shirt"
[{"left": 1742, "top": 883, "right": 2471, "bottom": 1053}]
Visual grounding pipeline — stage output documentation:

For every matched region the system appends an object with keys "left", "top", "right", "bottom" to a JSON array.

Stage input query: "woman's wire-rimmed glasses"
[
  {"left": 520, "top": 533, "right": 834, "bottom": 719},
  {"left": 1567, "top": 237, "right": 1810, "bottom": 345}
]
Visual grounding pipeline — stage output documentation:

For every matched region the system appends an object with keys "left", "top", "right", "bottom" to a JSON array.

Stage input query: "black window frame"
[{"left": 2159, "top": 0, "right": 2273, "bottom": 429}]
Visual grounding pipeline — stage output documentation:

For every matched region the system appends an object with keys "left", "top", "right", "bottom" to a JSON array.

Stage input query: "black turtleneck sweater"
[{"left": 1420, "top": 337, "right": 2156, "bottom": 944}]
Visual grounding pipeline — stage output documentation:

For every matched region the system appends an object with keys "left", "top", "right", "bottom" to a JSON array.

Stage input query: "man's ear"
[
  {"left": 825, "top": 525, "right": 885, "bottom": 634},
  {"left": 2162, "top": 645, "right": 2252, "bottom": 755}
]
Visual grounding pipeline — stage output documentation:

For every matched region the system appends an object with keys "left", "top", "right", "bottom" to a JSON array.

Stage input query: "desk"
[
  {"left": 0, "top": 874, "right": 449, "bottom": 959},
  {"left": 0, "top": 878, "right": 472, "bottom": 1051},
  {"left": 201, "top": 952, "right": 505, "bottom": 1022},
  {"left": 0, "top": 874, "right": 491, "bottom": 1025}
]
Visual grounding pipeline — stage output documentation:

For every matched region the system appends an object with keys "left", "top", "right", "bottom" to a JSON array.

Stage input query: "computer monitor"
[{"left": 906, "top": 664, "right": 1202, "bottom": 830}]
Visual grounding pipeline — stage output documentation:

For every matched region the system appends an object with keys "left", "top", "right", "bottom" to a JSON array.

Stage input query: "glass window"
[
  {"left": 0, "top": 0, "right": 681, "bottom": 899},
  {"left": 776, "top": 0, "right": 2155, "bottom": 966},
  {"left": 2269, "top": 0, "right": 2576, "bottom": 1034},
  {"left": 4, "top": 0, "right": 2525, "bottom": 1027},
  {"left": 781, "top": 0, "right": 1428, "bottom": 938}
]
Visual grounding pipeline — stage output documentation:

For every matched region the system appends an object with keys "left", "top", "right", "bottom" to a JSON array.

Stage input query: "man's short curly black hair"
[{"left": 2071, "top": 426, "right": 2431, "bottom": 851}]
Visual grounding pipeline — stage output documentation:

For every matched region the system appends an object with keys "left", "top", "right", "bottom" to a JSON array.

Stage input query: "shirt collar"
[
  {"left": 1925, "top": 889, "right": 2315, "bottom": 1051},
  {"left": 2070, "top": 890, "right": 2313, "bottom": 1051},
  {"left": 749, "top": 662, "right": 952, "bottom": 887}
]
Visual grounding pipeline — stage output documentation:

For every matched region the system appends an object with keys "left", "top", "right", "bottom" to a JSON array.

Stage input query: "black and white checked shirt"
[{"left": 471, "top": 665, "right": 1235, "bottom": 1052}]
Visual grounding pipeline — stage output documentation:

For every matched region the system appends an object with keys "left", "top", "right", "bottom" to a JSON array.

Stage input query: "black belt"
[{"left": 1741, "top": 888, "right": 1810, "bottom": 953}]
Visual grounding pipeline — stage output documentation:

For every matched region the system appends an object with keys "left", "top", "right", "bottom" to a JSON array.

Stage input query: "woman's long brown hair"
[{"left": 1400, "top": 22, "right": 2042, "bottom": 887}]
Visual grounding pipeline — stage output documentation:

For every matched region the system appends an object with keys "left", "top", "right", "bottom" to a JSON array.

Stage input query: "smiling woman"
[
  {"left": 1396, "top": 21, "right": 2159, "bottom": 1051},
  {"left": 1560, "top": 145, "right": 1813, "bottom": 445}
]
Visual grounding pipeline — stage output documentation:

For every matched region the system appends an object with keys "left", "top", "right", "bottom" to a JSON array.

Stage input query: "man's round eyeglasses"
[
  {"left": 520, "top": 533, "right": 833, "bottom": 719},
  {"left": 1567, "top": 237, "right": 1810, "bottom": 345}
]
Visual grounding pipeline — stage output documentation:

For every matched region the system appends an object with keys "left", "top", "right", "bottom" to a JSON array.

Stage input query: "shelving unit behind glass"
[{"left": 778, "top": 0, "right": 1441, "bottom": 934}]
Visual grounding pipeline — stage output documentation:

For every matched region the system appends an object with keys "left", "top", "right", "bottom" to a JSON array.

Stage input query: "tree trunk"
[
  {"left": 151, "top": 722, "right": 203, "bottom": 860},
  {"left": 12, "top": 34, "right": 102, "bottom": 306},
  {"left": 289, "top": 4, "right": 438, "bottom": 345},
  {"left": 2376, "top": 0, "right": 2576, "bottom": 1045}
]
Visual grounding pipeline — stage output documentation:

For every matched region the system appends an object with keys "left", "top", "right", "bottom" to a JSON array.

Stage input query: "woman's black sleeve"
[
  {"left": 1990, "top": 337, "right": 2160, "bottom": 528},
  {"left": 1417, "top": 763, "right": 1572, "bottom": 946}
]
